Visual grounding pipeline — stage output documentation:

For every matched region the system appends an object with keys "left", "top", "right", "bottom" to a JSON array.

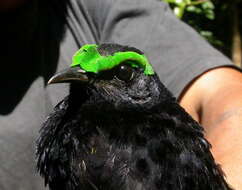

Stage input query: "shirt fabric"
[{"left": 0, "top": 0, "right": 238, "bottom": 189}]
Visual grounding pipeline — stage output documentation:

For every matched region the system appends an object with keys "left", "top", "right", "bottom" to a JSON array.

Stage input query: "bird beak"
[{"left": 48, "top": 67, "right": 89, "bottom": 85}]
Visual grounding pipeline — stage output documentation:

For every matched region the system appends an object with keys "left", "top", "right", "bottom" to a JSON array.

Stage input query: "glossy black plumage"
[{"left": 36, "top": 44, "right": 232, "bottom": 190}]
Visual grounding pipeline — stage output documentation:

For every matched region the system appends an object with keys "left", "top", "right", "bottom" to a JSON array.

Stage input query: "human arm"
[{"left": 180, "top": 67, "right": 242, "bottom": 189}]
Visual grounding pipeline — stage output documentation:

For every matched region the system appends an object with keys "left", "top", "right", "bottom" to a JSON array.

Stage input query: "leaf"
[
  {"left": 202, "top": 1, "right": 214, "bottom": 10},
  {"left": 205, "top": 10, "right": 215, "bottom": 20},
  {"left": 186, "top": 5, "right": 196, "bottom": 12},
  {"left": 174, "top": 7, "right": 182, "bottom": 17},
  {"left": 175, "top": 0, "right": 183, "bottom": 4},
  {"left": 163, "top": 0, "right": 176, "bottom": 4}
]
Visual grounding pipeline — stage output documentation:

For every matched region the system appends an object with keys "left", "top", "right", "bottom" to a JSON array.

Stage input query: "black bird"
[{"left": 36, "top": 44, "right": 232, "bottom": 190}]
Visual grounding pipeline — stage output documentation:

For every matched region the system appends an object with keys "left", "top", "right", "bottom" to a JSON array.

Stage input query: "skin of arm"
[{"left": 179, "top": 67, "right": 242, "bottom": 189}]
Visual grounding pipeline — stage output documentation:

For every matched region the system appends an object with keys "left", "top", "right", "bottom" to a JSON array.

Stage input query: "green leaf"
[
  {"left": 205, "top": 10, "right": 215, "bottom": 20},
  {"left": 186, "top": 5, "right": 196, "bottom": 12},
  {"left": 202, "top": 1, "right": 214, "bottom": 10},
  {"left": 163, "top": 0, "right": 176, "bottom": 4},
  {"left": 174, "top": 6, "right": 186, "bottom": 18},
  {"left": 175, "top": 0, "right": 183, "bottom": 4},
  {"left": 200, "top": 30, "right": 213, "bottom": 37}
]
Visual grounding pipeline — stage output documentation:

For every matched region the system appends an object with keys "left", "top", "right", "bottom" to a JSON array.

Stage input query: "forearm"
[
  {"left": 205, "top": 109, "right": 242, "bottom": 189},
  {"left": 201, "top": 86, "right": 242, "bottom": 189},
  {"left": 180, "top": 67, "right": 242, "bottom": 189}
]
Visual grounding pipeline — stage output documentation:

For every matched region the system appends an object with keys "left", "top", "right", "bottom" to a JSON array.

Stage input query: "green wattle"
[{"left": 71, "top": 44, "right": 154, "bottom": 75}]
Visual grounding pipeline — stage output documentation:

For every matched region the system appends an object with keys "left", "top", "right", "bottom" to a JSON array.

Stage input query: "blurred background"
[{"left": 164, "top": 0, "right": 242, "bottom": 67}]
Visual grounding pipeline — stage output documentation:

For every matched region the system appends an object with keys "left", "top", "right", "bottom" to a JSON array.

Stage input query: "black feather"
[{"left": 36, "top": 43, "right": 233, "bottom": 190}]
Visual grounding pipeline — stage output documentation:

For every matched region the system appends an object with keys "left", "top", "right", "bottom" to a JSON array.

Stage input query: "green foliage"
[
  {"left": 164, "top": 0, "right": 242, "bottom": 56},
  {"left": 163, "top": 0, "right": 214, "bottom": 19},
  {"left": 163, "top": 0, "right": 226, "bottom": 51}
]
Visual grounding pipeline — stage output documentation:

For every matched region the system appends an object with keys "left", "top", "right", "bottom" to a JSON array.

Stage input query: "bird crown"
[{"left": 71, "top": 44, "right": 154, "bottom": 75}]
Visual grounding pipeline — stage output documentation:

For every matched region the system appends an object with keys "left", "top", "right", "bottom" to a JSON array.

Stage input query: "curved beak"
[{"left": 48, "top": 67, "right": 89, "bottom": 85}]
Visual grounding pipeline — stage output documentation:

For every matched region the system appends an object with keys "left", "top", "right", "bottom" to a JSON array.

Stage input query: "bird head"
[{"left": 48, "top": 44, "right": 174, "bottom": 113}]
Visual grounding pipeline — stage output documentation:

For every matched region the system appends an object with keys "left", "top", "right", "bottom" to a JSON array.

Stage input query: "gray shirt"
[{"left": 0, "top": 0, "right": 236, "bottom": 189}]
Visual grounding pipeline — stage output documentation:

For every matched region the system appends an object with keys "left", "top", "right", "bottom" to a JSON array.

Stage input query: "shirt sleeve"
[{"left": 71, "top": 0, "right": 240, "bottom": 98}]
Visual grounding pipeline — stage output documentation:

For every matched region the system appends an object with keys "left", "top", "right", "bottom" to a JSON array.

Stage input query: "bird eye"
[{"left": 115, "top": 64, "right": 134, "bottom": 82}]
